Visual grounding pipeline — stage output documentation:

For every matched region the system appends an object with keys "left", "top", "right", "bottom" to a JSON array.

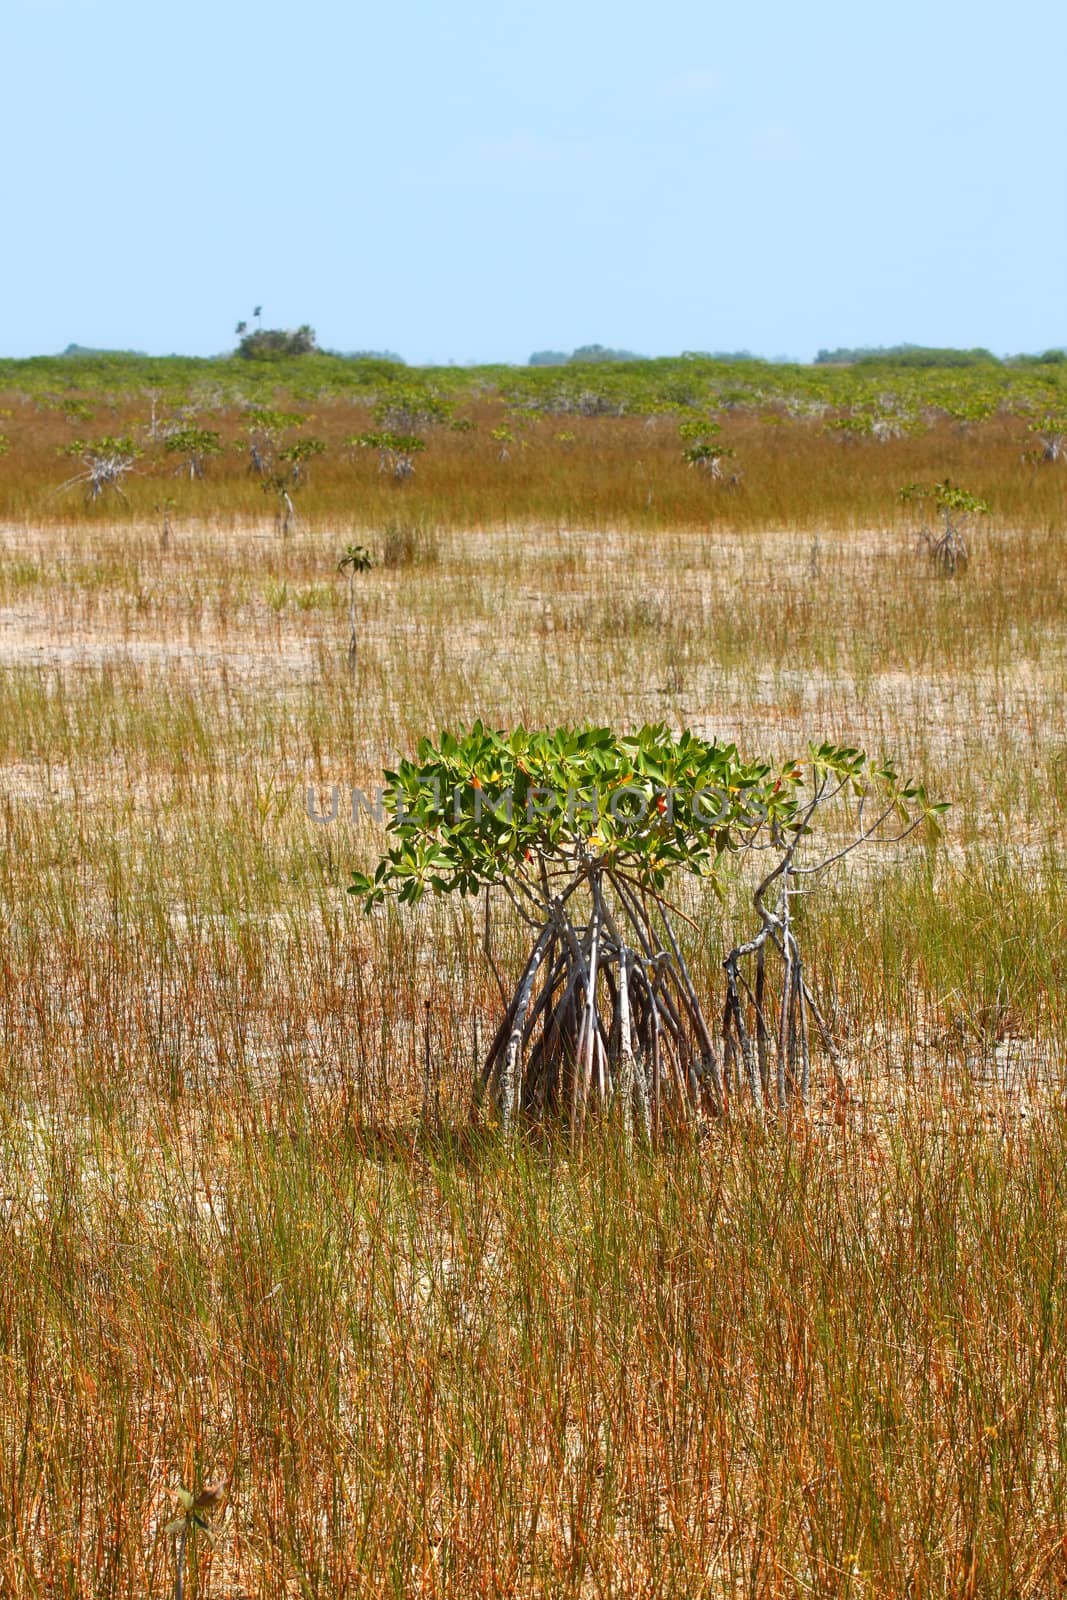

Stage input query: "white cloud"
[
  {"left": 746, "top": 122, "right": 806, "bottom": 165},
  {"left": 655, "top": 66, "right": 726, "bottom": 101},
  {"left": 473, "top": 134, "right": 600, "bottom": 170}
]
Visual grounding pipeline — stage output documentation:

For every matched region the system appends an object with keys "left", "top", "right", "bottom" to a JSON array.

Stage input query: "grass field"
[{"left": 1, "top": 360, "right": 1066, "bottom": 1595}]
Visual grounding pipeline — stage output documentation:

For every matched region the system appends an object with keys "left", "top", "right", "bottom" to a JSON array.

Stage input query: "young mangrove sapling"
[{"left": 349, "top": 725, "right": 944, "bottom": 1141}]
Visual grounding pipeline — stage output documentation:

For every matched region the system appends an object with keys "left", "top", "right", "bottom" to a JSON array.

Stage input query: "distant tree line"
[
  {"left": 816, "top": 345, "right": 998, "bottom": 367},
  {"left": 528, "top": 345, "right": 649, "bottom": 366},
  {"left": 37, "top": 333, "right": 1067, "bottom": 371},
  {"left": 330, "top": 349, "right": 406, "bottom": 364},
  {"left": 62, "top": 343, "right": 149, "bottom": 358},
  {"left": 815, "top": 343, "right": 1066, "bottom": 368}
]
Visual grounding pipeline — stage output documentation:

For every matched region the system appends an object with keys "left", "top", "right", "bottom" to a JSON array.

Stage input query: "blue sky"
[{"left": 3, "top": 0, "right": 1064, "bottom": 363}]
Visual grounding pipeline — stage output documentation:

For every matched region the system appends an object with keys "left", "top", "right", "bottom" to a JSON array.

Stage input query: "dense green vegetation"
[{"left": 3, "top": 345, "right": 1066, "bottom": 410}]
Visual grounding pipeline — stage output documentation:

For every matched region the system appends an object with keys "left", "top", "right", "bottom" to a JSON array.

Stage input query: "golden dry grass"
[
  {"left": 2, "top": 392, "right": 1066, "bottom": 536},
  {"left": 0, "top": 486, "right": 1065, "bottom": 1596}
]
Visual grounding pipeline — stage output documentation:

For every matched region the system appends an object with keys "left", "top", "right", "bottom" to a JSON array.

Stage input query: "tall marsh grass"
[
  {"left": 2, "top": 394, "right": 1066, "bottom": 536},
  {"left": 0, "top": 434, "right": 1064, "bottom": 1593},
  {"left": 2, "top": 1095, "right": 1065, "bottom": 1595}
]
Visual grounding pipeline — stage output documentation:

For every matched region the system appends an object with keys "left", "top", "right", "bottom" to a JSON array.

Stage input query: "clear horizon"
[
  {"left": 12, "top": 336, "right": 1067, "bottom": 367},
  {"left": 4, "top": 0, "right": 1064, "bottom": 366}
]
